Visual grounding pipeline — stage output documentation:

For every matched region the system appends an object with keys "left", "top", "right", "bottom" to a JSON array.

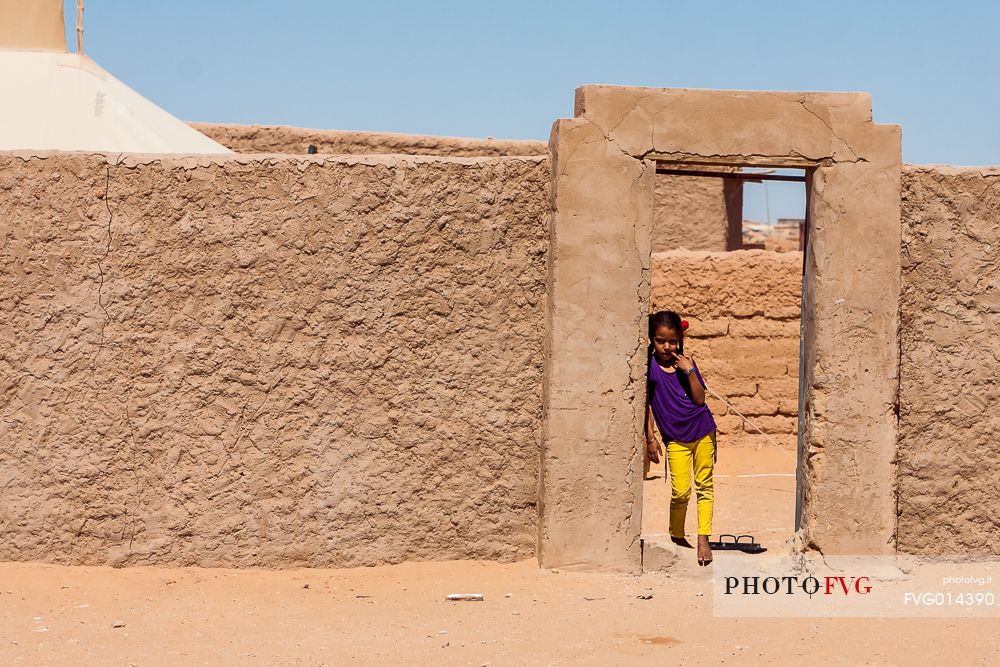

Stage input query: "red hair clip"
[{"left": 681, "top": 319, "right": 689, "bottom": 331}]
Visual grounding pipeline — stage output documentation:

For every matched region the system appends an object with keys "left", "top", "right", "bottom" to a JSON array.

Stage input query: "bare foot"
[
  {"left": 670, "top": 536, "right": 693, "bottom": 549},
  {"left": 697, "top": 535, "right": 713, "bottom": 566}
]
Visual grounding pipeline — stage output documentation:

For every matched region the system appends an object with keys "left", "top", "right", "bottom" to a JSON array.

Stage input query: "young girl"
[{"left": 645, "top": 310, "right": 718, "bottom": 566}]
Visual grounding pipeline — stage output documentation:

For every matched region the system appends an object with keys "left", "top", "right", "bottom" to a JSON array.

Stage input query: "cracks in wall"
[
  {"left": 122, "top": 395, "right": 143, "bottom": 555},
  {"left": 623, "top": 347, "right": 644, "bottom": 557},
  {"left": 587, "top": 98, "right": 882, "bottom": 168},
  {"left": 583, "top": 104, "right": 872, "bottom": 167},
  {"left": 797, "top": 100, "right": 867, "bottom": 165},
  {"left": 212, "top": 400, "right": 250, "bottom": 482},
  {"left": 562, "top": 110, "right": 870, "bottom": 198},
  {"left": 890, "top": 286, "right": 904, "bottom": 550},
  {"left": 90, "top": 154, "right": 123, "bottom": 386},
  {"left": 622, "top": 340, "right": 642, "bottom": 555},
  {"left": 553, "top": 134, "right": 604, "bottom": 181},
  {"left": 579, "top": 114, "right": 638, "bottom": 165},
  {"left": 624, "top": 161, "right": 652, "bottom": 556},
  {"left": 211, "top": 361, "right": 291, "bottom": 482}
]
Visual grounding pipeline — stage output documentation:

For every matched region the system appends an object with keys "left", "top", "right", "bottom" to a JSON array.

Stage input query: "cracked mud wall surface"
[
  {"left": 650, "top": 251, "right": 802, "bottom": 445},
  {"left": 191, "top": 123, "right": 548, "bottom": 158},
  {"left": 898, "top": 165, "right": 1000, "bottom": 555},
  {"left": 195, "top": 123, "right": 737, "bottom": 252},
  {"left": 0, "top": 153, "right": 549, "bottom": 567},
  {"left": 540, "top": 118, "right": 653, "bottom": 572}
]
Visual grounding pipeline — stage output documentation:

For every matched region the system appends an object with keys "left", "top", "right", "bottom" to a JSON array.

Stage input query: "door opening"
[{"left": 641, "top": 163, "right": 809, "bottom": 570}]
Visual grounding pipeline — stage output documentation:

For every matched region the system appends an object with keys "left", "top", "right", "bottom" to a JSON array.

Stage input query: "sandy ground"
[
  {"left": 2, "top": 558, "right": 996, "bottom": 666},
  {"left": 642, "top": 442, "right": 797, "bottom": 549},
  {"left": 1, "top": 447, "right": 995, "bottom": 666}
]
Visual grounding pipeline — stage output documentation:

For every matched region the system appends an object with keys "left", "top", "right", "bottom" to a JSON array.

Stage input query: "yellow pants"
[{"left": 666, "top": 432, "right": 716, "bottom": 537}]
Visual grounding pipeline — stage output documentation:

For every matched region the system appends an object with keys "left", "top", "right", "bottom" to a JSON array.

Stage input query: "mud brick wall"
[
  {"left": 650, "top": 250, "right": 803, "bottom": 448},
  {"left": 191, "top": 122, "right": 548, "bottom": 158},
  {"left": 195, "top": 123, "right": 737, "bottom": 253},
  {"left": 0, "top": 153, "right": 549, "bottom": 567},
  {"left": 897, "top": 165, "right": 1000, "bottom": 555},
  {"left": 651, "top": 171, "right": 742, "bottom": 252}
]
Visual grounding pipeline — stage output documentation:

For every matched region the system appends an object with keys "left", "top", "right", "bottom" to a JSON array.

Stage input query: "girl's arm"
[
  {"left": 645, "top": 402, "right": 662, "bottom": 464},
  {"left": 688, "top": 367, "right": 707, "bottom": 405},
  {"left": 673, "top": 353, "right": 707, "bottom": 406}
]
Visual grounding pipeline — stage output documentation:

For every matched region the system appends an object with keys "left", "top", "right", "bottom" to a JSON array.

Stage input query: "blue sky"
[{"left": 65, "top": 1, "right": 1000, "bottom": 220}]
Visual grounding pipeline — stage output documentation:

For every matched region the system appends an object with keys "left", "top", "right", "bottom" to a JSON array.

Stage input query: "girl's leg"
[
  {"left": 666, "top": 440, "right": 693, "bottom": 539},
  {"left": 692, "top": 431, "right": 716, "bottom": 536},
  {"left": 692, "top": 432, "right": 716, "bottom": 565}
]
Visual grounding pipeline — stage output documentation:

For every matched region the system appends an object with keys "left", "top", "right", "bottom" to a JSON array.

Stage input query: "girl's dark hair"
[{"left": 647, "top": 310, "right": 684, "bottom": 358}]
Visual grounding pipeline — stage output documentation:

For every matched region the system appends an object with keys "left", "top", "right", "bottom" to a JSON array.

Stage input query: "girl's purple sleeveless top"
[{"left": 648, "top": 356, "right": 717, "bottom": 443}]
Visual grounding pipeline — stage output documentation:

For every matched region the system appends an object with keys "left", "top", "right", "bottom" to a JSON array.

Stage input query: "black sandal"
[{"left": 708, "top": 534, "right": 767, "bottom": 554}]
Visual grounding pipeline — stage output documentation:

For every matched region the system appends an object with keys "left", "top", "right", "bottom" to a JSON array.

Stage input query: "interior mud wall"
[
  {"left": 190, "top": 122, "right": 548, "bottom": 158},
  {"left": 0, "top": 152, "right": 549, "bottom": 567},
  {"left": 652, "top": 172, "right": 743, "bottom": 252},
  {"left": 195, "top": 123, "right": 736, "bottom": 252},
  {"left": 898, "top": 165, "right": 1000, "bottom": 555},
  {"left": 650, "top": 250, "right": 801, "bottom": 446}
]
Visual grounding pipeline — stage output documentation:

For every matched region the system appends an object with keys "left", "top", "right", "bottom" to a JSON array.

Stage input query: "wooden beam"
[
  {"left": 647, "top": 152, "right": 821, "bottom": 169},
  {"left": 654, "top": 167, "right": 807, "bottom": 183}
]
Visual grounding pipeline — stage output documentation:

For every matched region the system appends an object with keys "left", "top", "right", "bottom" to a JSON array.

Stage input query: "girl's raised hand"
[{"left": 672, "top": 352, "right": 694, "bottom": 374}]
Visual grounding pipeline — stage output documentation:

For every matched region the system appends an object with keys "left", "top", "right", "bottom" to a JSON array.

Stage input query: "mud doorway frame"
[
  {"left": 639, "top": 161, "right": 810, "bottom": 568},
  {"left": 538, "top": 86, "right": 902, "bottom": 573}
]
